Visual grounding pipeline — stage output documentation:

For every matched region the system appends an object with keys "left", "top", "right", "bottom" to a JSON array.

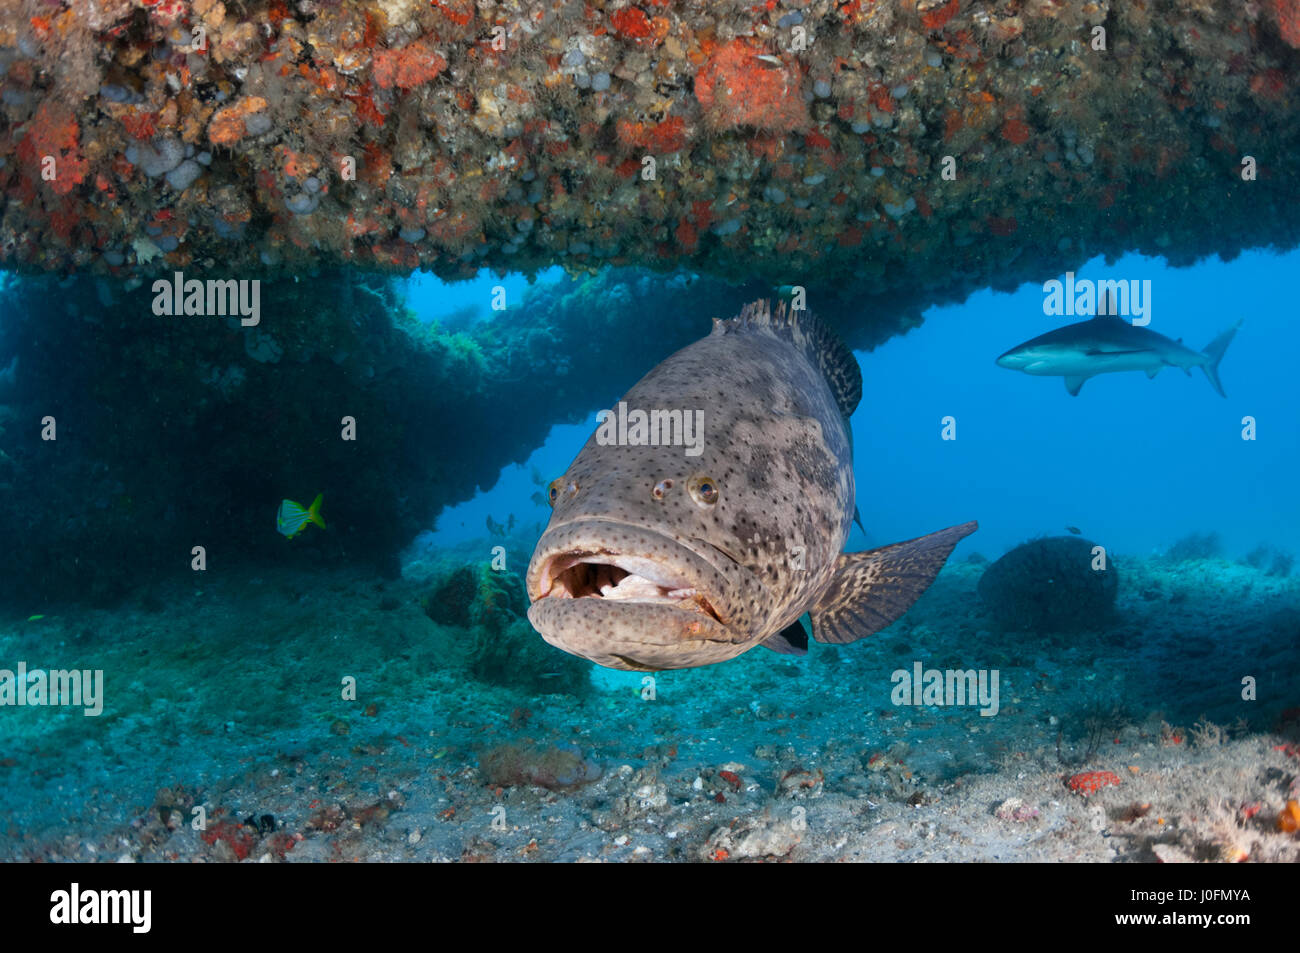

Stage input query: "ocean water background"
[
  {"left": 2, "top": 249, "right": 1297, "bottom": 864},
  {"left": 417, "top": 248, "right": 1300, "bottom": 565}
]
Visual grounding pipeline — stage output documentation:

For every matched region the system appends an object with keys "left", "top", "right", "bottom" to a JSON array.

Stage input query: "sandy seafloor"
[{"left": 1, "top": 542, "right": 1298, "bottom": 864}]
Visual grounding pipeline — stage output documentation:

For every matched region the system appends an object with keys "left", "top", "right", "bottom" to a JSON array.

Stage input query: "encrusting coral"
[{"left": 0, "top": 0, "right": 1296, "bottom": 320}]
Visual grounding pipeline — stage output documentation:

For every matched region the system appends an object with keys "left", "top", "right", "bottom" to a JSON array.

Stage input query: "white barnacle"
[{"left": 132, "top": 237, "right": 163, "bottom": 264}]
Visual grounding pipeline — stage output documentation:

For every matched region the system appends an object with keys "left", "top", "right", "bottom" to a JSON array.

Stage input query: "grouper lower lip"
[{"left": 527, "top": 599, "right": 743, "bottom": 671}]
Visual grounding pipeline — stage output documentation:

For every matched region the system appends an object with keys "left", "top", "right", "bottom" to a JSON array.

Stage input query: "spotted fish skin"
[{"left": 526, "top": 299, "right": 976, "bottom": 671}]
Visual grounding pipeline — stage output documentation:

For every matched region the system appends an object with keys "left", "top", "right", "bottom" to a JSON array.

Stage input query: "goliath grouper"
[{"left": 525, "top": 299, "right": 977, "bottom": 671}]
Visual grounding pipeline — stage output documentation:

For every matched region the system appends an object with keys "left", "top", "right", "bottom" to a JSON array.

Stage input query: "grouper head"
[{"left": 525, "top": 440, "right": 764, "bottom": 671}]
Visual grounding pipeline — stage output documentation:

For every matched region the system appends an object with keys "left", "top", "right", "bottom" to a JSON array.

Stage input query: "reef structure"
[
  {"left": 0, "top": 266, "right": 759, "bottom": 605},
  {"left": 0, "top": 0, "right": 1298, "bottom": 315}
]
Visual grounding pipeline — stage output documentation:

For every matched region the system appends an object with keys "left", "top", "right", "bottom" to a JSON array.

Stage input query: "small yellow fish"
[{"left": 277, "top": 493, "right": 325, "bottom": 539}]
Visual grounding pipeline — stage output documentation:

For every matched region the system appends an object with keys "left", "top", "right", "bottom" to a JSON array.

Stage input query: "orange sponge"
[
  {"left": 1268, "top": 0, "right": 1300, "bottom": 48},
  {"left": 1067, "top": 770, "right": 1122, "bottom": 796},
  {"left": 694, "top": 40, "right": 809, "bottom": 133}
]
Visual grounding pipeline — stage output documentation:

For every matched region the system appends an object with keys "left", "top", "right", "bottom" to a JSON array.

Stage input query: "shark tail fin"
[{"left": 1200, "top": 320, "right": 1241, "bottom": 398}]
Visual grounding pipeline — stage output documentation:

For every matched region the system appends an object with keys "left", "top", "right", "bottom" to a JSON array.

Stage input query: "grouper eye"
[
  {"left": 688, "top": 475, "right": 720, "bottom": 507},
  {"left": 548, "top": 478, "right": 578, "bottom": 506}
]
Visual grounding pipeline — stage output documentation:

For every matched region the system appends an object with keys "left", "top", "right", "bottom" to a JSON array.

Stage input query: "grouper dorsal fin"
[
  {"left": 723, "top": 299, "right": 863, "bottom": 417},
  {"left": 810, "top": 521, "right": 978, "bottom": 644}
]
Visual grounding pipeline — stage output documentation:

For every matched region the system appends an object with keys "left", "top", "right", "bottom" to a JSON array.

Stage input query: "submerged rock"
[
  {"left": 423, "top": 564, "right": 591, "bottom": 696},
  {"left": 977, "top": 536, "right": 1119, "bottom": 632}
]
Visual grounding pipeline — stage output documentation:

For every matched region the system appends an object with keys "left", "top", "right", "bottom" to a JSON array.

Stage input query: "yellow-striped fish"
[{"left": 277, "top": 493, "right": 325, "bottom": 539}]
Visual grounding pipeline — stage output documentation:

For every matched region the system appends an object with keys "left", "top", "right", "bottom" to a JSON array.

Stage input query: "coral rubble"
[{"left": 479, "top": 742, "right": 603, "bottom": 790}]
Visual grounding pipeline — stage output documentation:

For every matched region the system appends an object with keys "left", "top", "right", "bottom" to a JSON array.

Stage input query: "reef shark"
[
  {"left": 525, "top": 299, "right": 977, "bottom": 671},
  {"left": 996, "top": 295, "right": 1241, "bottom": 397}
]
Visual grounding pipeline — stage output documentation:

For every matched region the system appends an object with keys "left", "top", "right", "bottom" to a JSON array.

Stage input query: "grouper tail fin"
[
  {"left": 810, "top": 521, "right": 978, "bottom": 645},
  {"left": 1200, "top": 320, "right": 1241, "bottom": 398}
]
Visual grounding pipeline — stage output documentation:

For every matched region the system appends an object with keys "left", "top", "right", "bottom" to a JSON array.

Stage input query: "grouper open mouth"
[
  {"left": 533, "top": 549, "right": 725, "bottom": 624},
  {"left": 525, "top": 519, "right": 747, "bottom": 669}
]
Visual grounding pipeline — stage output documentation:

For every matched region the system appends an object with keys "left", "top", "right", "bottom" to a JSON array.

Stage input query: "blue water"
[
  {"left": 405, "top": 266, "right": 565, "bottom": 328},
  {"left": 416, "top": 249, "right": 1299, "bottom": 563}
]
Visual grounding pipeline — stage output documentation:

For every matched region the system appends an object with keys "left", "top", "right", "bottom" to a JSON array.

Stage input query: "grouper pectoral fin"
[
  {"left": 1063, "top": 375, "right": 1087, "bottom": 396},
  {"left": 760, "top": 618, "right": 809, "bottom": 656},
  {"left": 809, "top": 521, "right": 978, "bottom": 645}
]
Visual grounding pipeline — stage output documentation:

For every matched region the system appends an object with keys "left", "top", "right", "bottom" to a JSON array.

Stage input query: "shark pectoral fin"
[
  {"left": 760, "top": 618, "right": 809, "bottom": 655},
  {"left": 1146, "top": 366, "right": 1161, "bottom": 379},
  {"left": 810, "top": 521, "right": 978, "bottom": 645},
  {"left": 1064, "top": 376, "right": 1088, "bottom": 396}
]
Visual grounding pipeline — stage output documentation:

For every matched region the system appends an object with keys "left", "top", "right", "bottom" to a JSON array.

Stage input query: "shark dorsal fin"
[{"left": 1093, "top": 290, "right": 1118, "bottom": 321}]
